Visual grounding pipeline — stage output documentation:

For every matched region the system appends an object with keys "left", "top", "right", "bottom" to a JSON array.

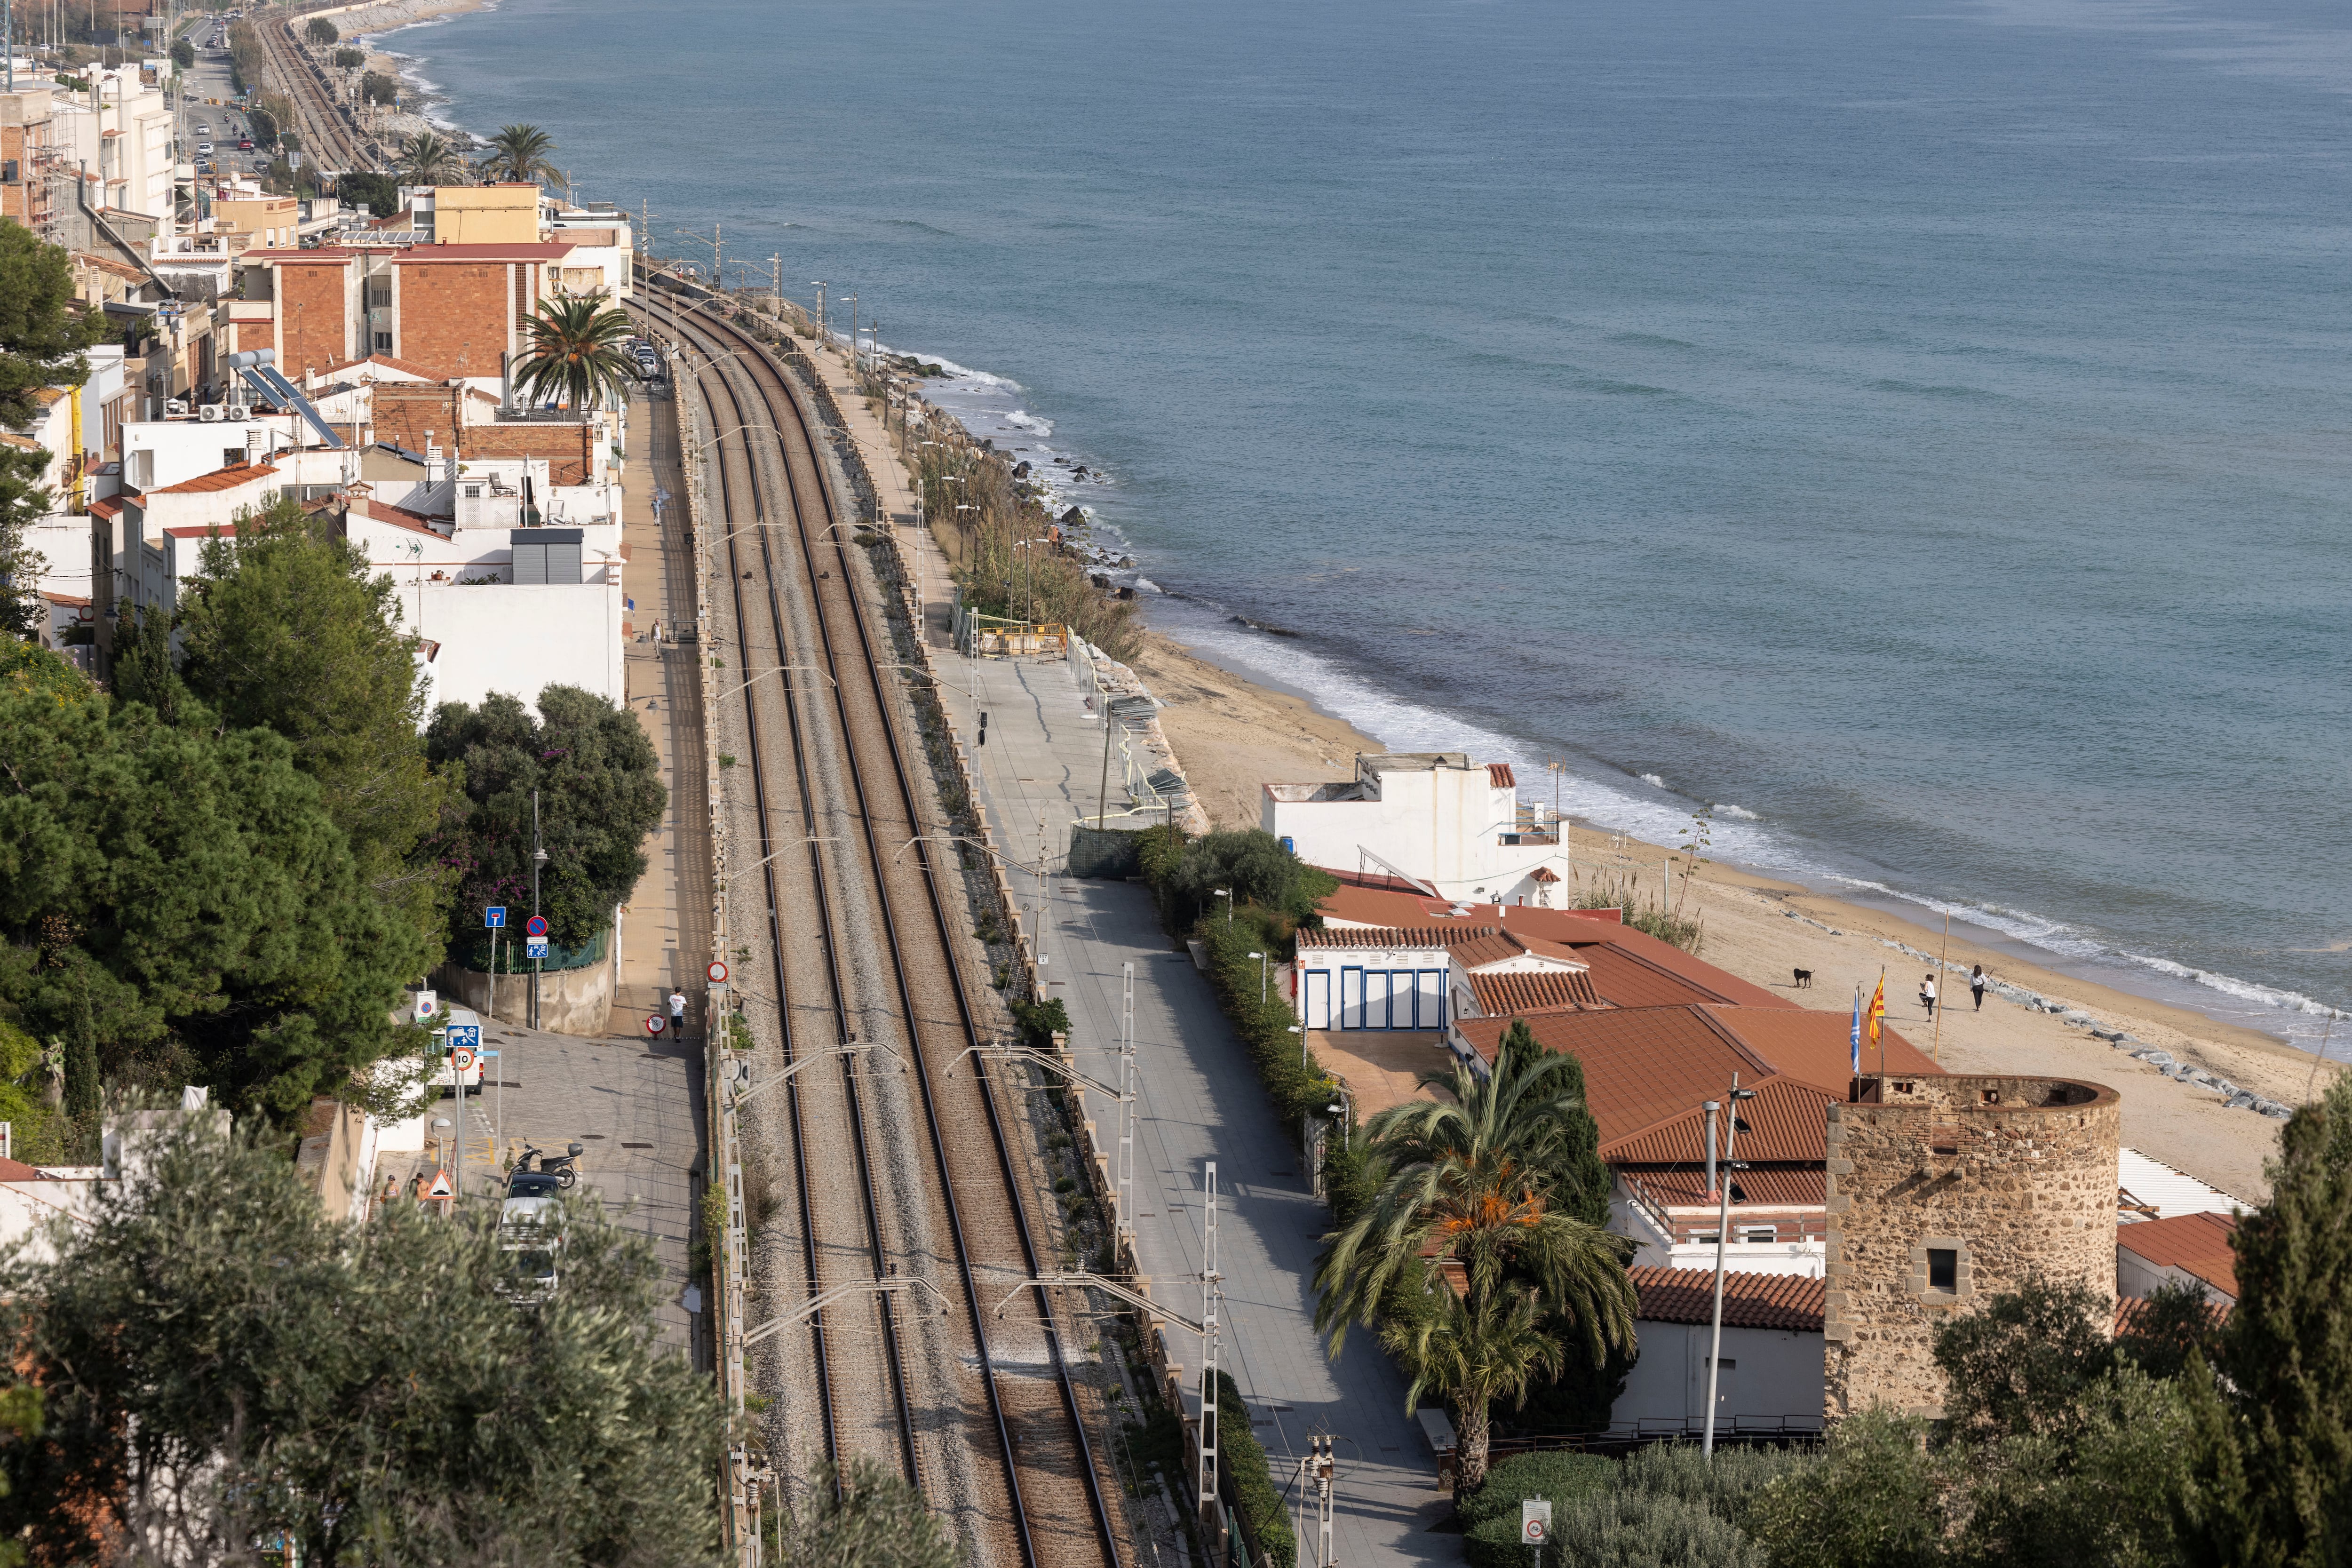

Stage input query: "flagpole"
[
  {"left": 1878, "top": 966, "right": 1888, "bottom": 1079},
  {"left": 1931, "top": 907, "right": 1951, "bottom": 1063}
]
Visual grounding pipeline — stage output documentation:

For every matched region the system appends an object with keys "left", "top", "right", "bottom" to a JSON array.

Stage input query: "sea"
[{"left": 370, "top": 0, "right": 2352, "bottom": 1051}]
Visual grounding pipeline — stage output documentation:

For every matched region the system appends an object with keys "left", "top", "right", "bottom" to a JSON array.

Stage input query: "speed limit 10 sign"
[{"left": 1520, "top": 1498, "right": 1552, "bottom": 1546}]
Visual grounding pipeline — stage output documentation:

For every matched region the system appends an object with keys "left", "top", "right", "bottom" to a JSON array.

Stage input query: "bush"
[
  {"left": 360, "top": 70, "right": 399, "bottom": 106},
  {"left": 1461, "top": 1451, "right": 1615, "bottom": 1560},
  {"left": 169, "top": 37, "right": 194, "bottom": 68},
  {"left": 304, "top": 16, "right": 338, "bottom": 44},
  {"left": 1214, "top": 1371, "right": 1293, "bottom": 1568},
  {"left": 1552, "top": 1488, "right": 1764, "bottom": 1568},
  {"left": 333, "top": 46, "right": 365, "bottom": 68}
]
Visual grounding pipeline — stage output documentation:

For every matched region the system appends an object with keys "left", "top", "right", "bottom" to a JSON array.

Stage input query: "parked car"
[
  {"left": 237, "top": 137, "right": 253, "bottom": 150},
  {"left": 197, "top": 142, "right": 214, "bottom": 155},
  {"left": 498, "top": 1179, "right": 564, "bottom": 1299}
]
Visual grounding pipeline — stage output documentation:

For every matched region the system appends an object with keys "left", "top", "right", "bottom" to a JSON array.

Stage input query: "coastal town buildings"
[{"left": 1265, "top": 752, "right": 1576, "bottom": 905}]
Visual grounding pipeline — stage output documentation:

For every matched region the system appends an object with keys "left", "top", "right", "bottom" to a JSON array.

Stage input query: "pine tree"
[
  {"left": 0, "top": 223, "right": 104, "bottom": 638},
  {"left": 2183, "top": 1071, "right": 2352, "bottom": 1565}
]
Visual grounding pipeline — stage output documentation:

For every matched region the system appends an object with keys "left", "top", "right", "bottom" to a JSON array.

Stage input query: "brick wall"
[
  {"left": 395, "top": 262, "right": 512, "bottom": 379},
  {"left": 372, "top": 382, "right": 595, "bottom": 487},
  {"left": 1822, "top": 1075, "right": 2120, "bottom": 1420},
  {"left": 277, "top": 264, "right": 352, "bottom": 379}
]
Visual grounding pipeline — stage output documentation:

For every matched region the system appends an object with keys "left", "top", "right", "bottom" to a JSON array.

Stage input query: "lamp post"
[
  {"left": 1248, "top": 951, "right": 1267, "bottom": 1004},
  {"left": 811, "top": 282, "right": 826, "bottom": 340},
  {"left": 530, "top": 789, "right": 545, "bottom": 1031},
  {"left": 1214, "top": 888, "right": 1232, "bottom": 925},
  {"left": 1702, "top": 1075, "right": 1759, "bottom": 1460}
]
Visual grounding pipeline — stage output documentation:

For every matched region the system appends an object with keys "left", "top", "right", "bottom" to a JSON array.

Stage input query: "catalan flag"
[{"left": 1867, "top": 974, "right": 1886, "bottom": 1051}]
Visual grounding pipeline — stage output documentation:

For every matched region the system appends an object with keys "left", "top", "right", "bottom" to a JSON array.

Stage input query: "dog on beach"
[{"left": 1792, "top": 968, "right": 1814, "bottom": 988}]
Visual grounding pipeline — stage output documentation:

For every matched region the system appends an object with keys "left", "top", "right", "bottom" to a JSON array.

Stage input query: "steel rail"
[
  {"left": 665, "top": 303, "right": 926, "bottom": 1489},
  {"left": 651, "top": 285, "right": 1123, "bottom": 1568}
]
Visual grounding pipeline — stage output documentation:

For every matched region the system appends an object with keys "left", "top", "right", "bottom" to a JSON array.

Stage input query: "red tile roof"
[
  {"left": 345, "top": 497, "right": 443, "bottom": 536},
  {"left": 243, "top": 247, "right": 358, "bottom": 263},
  {"left": 1297, "top": 925, "right": 1496, "bottom": 951},
  {"left": 316, "top": 352, "right": 456, "bottom": 382},
  {"left": 2118, "top": 1211, "right": 2240, "bottom": 1300},
  {"left": 391, "top": 242, "right": 576, "bottom": 263},
  {"left": 0, "top": 1157, "right": 46, "bottom": 1182},
  {"left": 162, "top": 523, "right": 247, "bottom": 538},
  {"left": 1629, "top": 1266, "right": 1824, "bottom": 1332},
  {"left": 1449, "top": 929, "right": 1589, "bottom": 971},
  {"left": 1451, "top": 1004, "right": 1939, "bottom": 1149},
  {"left": 87, "top": 496, "right": 125, "bottom": 520},
  {"left": 148, "top": 462, "right": 278, "bottom": 496},
  {"left": 2115, "top": 1293, "right": 2230, "bottom": 1336},
  {"left": 1626, "top": 1166, "right": 1827, "bottom": 1210},
  {"left": 1605, "top": 1076, "right": 1838, "bottom": 1164},
  {"left": 1467, "top": 970, "right": 1604, "bottom": 1016},
  {"left": 1488, "top": 763, "right": 1516, "bottom": 788}
]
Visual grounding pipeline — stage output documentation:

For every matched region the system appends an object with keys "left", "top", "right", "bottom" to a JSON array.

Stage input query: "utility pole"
[
  {"left": 1118, "top": 962, "right": 1135, "bottom": 1260},
  {"left": 1199, "top": 1160, "right": 1221, "bottom": 1525},
  {"left": 531, "top": 788, "right": 545, "bottom": 1031},
  {"left": 1296, "top": 1436, "right": 1338, "bottom": 1568}
]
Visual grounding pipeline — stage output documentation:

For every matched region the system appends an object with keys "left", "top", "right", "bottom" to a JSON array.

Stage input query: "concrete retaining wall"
[{"left": 432, "top": 956, "right": 614, "bottom": 1037}]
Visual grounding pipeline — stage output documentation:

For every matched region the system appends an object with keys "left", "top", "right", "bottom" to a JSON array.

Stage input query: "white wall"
[
  {"left": 2117, "top": 1248, "right": 2233, "bottom": 1305},
  {"left": 1295, "top": 942, "right": 1452, "bottom": 1031},
  {"left": 403, "top": 581, "right": 625, "bottom": 718},
  {"left": 1264, "top": 759, "right": 1568, "bottom": 902},
  {"left": 1611, "top": 1193, "right": 1828, "bottom": 1279},
  {"left": 1616, "top": 1321, "right": 1824, "bottom": 1434}
]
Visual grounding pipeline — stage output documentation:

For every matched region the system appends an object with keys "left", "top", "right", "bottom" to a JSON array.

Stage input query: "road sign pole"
[
  {"left": 531, "top": 789, "right": 544, "bottom": 1032},
  {"left": 488, "top": 923, "right": 498, "bottom": 1024}
]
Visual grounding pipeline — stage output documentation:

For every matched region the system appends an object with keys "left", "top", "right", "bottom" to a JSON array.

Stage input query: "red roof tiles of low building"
[
  {"left": 1487, "top": 763, "right": 1516, "bottom": 788},
  {"left": 1467, "top": 970, "right": 1604, "bottom": 1016},
  {"left": 1296, "top": 925, "right": 1497, "bottom": 951},
  {"left": 1629, "top": 1266, "right": 1824, "bottom": 1333},
  {"left": 316, "top": 352, "right": 456, "bottom": 382},
  {"left": 87, "top": 496, "right": 125, "bottom": 520},
  {"left": 2118, "top": 1211, "right": 2240, "bottom": 1300},
  {"left": 1605, "top": 1075, "right": 1839, "bottom": 1164},
  {"left": 1449, "top": 928, "right": 1588, "bottom": 971},
  {"left": 1626, "top": 1165, "right": 1827, "bottom": 1210},
  {"left": 2115, "top": 1293, "right": 2230, "bottom": 1336},
  {"left": 391, "top": 242, "right": 576, "bottom": 263},
  {"left": 149, "top": 462, "right": 278, "bottom": 496}
]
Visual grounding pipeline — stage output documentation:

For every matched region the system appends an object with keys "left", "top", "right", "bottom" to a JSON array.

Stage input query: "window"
[
  {"left": 1693, "top": 1233, "right": 1721, "bottom": 1246},
  {"left": 1743, "top": 1227, "right": 1776, "bottom": 1245},
  {"left": 1927, "top": 1248, "right": 1958, "bottom": 1291},
  {"left": 223, "top": 447, "right": 244, "bottom": 469},
  {"left": 373, "top": 332, "right": 393, "bottom": 353},
  {"left": 1706, "top": 1358, "right": 1736, "bottom": 1371},
  {"left": 367, "top": 282, "right": 391, "bottom": 309}
]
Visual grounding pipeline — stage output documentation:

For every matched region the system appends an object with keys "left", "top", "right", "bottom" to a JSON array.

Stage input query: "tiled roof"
[
  {"left": 148, "top": 462, "right": 278, "bottom": 496},
  {"left": 0, "top": 1157, "right": 46, "bottom": 1183},
  {"left": 1702, "top": 1005, "right": 1939, "bottom": 1098},
  {"left": 162, "top": 523, "right": 247, "bottom": 538},
  {"left": 1450, "top": 929, "right": 1588, "bottom": 971},
  {"left": 1451, "top": 1004, "right": 1937, "bottom": 1150},
  {"left": 40, "top": 591, "right": 91, "bottom": 607},
  {"left": 0, "top": 433, "right": 42, "bottom": 453},
  {"left": 2118, "top": 1210, "right": 2240, "bottom": 1300},
  {"left": 1629, "top": 1266, "right": 1824, "bottom": 1332},
  {"left": 346, "top": 497, "right": 443, "bottom": 536},
  {"left": 1530, "top": 867, "right": 1560, "bottom": 883},
  {"left": 1604, "top": 1076, "right": 1838, "bottom": 1163},
  {"left": 1468, "top": 970, "right": 1604, "bottom": 1016},
  {"left": 87, "top": 496, "right": 125, "bottom": 520},
  {"left": 391, "top": 242, "right": 576, "bottom": 263},
  {"left": 1488, "top": 763, "right": 1516, "bottom": 788},
  {"left": 1297, "top": 925, "right": 1496, "bottom": 952},
  {"left": 1624, "top": 1165, "right": 1827, "bottom": 1209},
  {"left": 2116, "top": 1293, "right": 2230, "bottom": 1336}
]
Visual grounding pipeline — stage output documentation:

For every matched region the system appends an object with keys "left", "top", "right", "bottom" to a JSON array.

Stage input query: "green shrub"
[
  {"left": 1551, "top": 1487, "right": 1763, "bottom": 1568},
  {"left": 1462, "top": 1449, "right": 1615, "bottom": 1531},
  {"left": 1010, "top": 995, "right": 1071, "bottom": 1049},
  {"left": 1214, "top": 1371, "right": 1293, "bottom": 1568}
]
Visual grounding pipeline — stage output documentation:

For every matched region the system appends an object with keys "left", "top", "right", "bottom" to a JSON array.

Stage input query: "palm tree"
[
  {"left": 1383, "top": 1278, "right": 1565, "bottom": 1491},
  {"left": 511, "top": 297, "right": 636, "bottom": 411},
  {"left": 480, "top": 123, "right": 559, "bottom": 186},
  {"left": 397, "top": 130, "right": 460, "bottom": 188},
  {"left": 1314, "top": 1025, "right": 1637, "bottom": 1486}
]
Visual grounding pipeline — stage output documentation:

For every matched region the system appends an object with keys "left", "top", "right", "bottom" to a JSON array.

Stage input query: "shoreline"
[{"left": 1128, "top": 617, "right": 2335, "bottom": 1202}]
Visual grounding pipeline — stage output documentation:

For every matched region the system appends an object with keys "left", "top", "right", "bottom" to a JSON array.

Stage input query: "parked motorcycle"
[{"left": 517, "top": 1141, "right": 585, "bottom": 1191}]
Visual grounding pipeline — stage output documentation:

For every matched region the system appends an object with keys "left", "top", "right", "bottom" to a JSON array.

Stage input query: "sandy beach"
[
  {"left": 328, "top": 0, "right": 493, "bottom": 143},
  {"left": 1132, "top": 626, "right": 2336, "bottom": 1205}
]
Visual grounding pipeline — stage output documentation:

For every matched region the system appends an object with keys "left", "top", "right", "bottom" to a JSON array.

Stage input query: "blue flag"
[{"left": 1850, "top": 987, "right": 1863, "bottom": 1073}]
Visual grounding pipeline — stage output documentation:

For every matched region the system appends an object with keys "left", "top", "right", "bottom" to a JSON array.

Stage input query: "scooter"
[{"left": 518, "top": 1141, "right": 585, "bottom": 1191}]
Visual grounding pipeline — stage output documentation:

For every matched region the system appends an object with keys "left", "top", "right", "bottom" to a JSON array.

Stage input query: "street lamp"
[
  {"left": 810, "top": 282, "right": 826, "bottom": 339},
  {"left": 530, "top": 789, "right": 546, "bottom": 1031},
  {"left": 1248, "top": 951, "right": 1267, "bottom": 1004},
  {"left": 1214, "top": 888, "right": 1232, "bottom": 924},
  {"left": 433, "top": 1116, "right": 453, "bottom": 1172},
  {"left": 1702, "top": 1076, "right": 1760, "bottom": 1461}
]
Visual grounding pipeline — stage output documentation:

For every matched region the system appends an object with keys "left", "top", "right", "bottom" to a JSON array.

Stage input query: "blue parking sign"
[
  {"left": 485, "top": 907, "right": 507, "bottom": 929},
  {"left": 526, "top": 939, "right": 551, "bottom": 960}
]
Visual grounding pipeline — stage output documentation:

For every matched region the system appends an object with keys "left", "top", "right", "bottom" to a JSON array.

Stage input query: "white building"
[
  {"left": 43, "top": 68, "right": 177, "bottom": 230},
  {"left": 1612, "top": 1267, "right": 1825, "bottom": 1438},
  {"left": 1263, "top": 753, "right": 1571, "bottom": 906},
  {"left": 1291, "top": 921, "right": 1600, "bottom": 1033}
]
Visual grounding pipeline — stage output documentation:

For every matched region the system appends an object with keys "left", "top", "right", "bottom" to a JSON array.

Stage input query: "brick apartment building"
[{"left": 222, "top": 240, "right": 580, "bottom": 381}]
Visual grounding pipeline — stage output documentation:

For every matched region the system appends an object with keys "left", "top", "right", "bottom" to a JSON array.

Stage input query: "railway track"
[
  {"left": 254, "top": 14, "right": 375, "bottom": 175},
  {"left": 632, "top": 289, "right": 1128, "bottom": 1568}
]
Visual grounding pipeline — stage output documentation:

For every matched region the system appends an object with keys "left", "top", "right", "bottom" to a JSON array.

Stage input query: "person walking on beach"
[
  {"left": 1921, "top": 973, "right": 1938, "bottom": 1019},
  {"left": 1970, "top": 964, "right": 1987, "bottom": 1011}
]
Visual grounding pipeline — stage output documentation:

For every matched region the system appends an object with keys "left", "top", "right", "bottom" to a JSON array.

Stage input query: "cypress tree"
[{"left": 2183, "top": 1072, "right": 2352, "bottom": 1564}]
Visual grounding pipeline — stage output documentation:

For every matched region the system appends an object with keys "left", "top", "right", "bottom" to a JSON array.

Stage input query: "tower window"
[{"left": 1927, "top": 1248, "right": 1958, "bottom": 1291}]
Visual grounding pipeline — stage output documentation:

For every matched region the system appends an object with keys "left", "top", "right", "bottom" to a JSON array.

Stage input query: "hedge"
[
  {"left": 1461, "top": 1445, "right": 1812, "bottom": 1568},
  {"left": 1215, "top": 1370, "right": 1294, "bottom": 1568}
]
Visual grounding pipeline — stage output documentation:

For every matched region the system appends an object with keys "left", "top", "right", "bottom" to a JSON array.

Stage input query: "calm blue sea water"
[{"left": 382, "top": 0, "right": 2352, "bottom": 1045}]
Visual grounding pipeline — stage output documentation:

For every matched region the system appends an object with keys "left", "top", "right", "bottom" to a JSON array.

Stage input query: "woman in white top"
[{"left": 1921, "top": 974, "right": 1938, "bottom": 1019}]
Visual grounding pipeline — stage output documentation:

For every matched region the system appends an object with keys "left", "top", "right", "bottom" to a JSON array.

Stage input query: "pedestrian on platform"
[{"left": 669, "top": 989, "right": 687, "bottom": 1035}]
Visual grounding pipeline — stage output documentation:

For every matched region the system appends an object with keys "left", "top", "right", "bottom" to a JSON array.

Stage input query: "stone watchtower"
[{"left": 1823, "top": 1075, "right": 2121, "bottom": 1418}]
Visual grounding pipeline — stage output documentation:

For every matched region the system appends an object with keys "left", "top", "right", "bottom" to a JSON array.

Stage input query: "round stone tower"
[{"left": 1822, "top": 1074, "right": 2121, "bottom": 1420}]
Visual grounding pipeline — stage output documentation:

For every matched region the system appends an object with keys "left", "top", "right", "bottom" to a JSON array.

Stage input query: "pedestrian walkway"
[
  {"left": 611, "top": 381, "right": 715, "bottom": 1039},
  {"left": 962, "top": 655, "right": 1460, "bottom": 1568}
]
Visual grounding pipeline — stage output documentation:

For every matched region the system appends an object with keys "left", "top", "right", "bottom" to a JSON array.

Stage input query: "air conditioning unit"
[
  {"left": 165, "top": 398, "right": 189, "bottom": 416},
  {"left": 198, "top": 404, "right": 224, "bottom": 423},
  {"left": 226, "top": 403, "right": 252, "bottom": 421}
]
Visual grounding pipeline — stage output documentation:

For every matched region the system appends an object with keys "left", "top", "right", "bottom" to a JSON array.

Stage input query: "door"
[
  {"left": 1340, "top": 967, "right": 1364, "bottom": 1030},
  {"left": 1304, "top": 970, "right": 1332, "bottom": 1031},
  {"left": 1391, "top": 971, "right": 1419, "bottom": 1029},
  {"left": 1365, "top": 970, "right": 1392, "bottom": 1030},
  {"left": 1416, "top": 970, "right": 1446, "bottom": 1030}
]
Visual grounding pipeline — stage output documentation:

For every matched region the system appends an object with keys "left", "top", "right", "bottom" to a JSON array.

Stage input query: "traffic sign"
[
  {"left": 485, "top": 906, "right": 507, "bottom": 928},
  {"left": 446, "top": 1022, "right": 480, "bottom": 1053},
  {"left": 526, "top": 939, "right": 550, "bottom": 960},
  {"left": 450, "top": 1045, "right": 476, "bottom": 1073},
  {"left": 525, "top": 914, "right": 548, "bottom": 938},
  {"left": 1520, "top": 1499, "right": 1552, "bottom": 1547},
  {"left": 413, "top": 989, "right": 437, "bottom": 1022},
  {"left": 426, "top": 1170, "right": 453, "bottom": 1202},
  {"left": 707, "top": 960, "right": 730, "bottom": 985},
  {"left": 646, "top": 1015, "right": 667, "bottom": 1035}
]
